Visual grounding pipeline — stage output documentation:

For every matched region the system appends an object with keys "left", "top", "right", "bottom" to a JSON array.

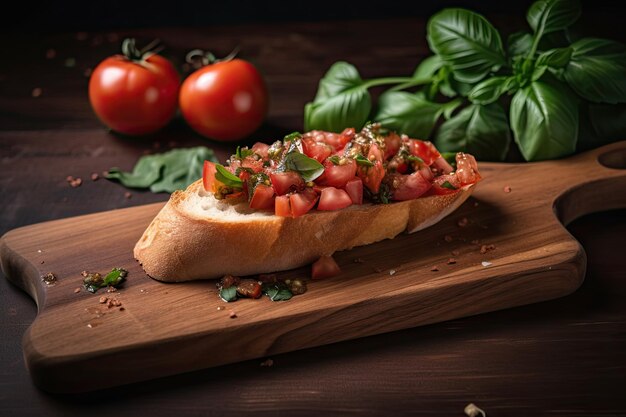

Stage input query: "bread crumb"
[
  {"left": 444, "top": 235, "right": 453, "bottom": 243},
  {"left": 430, "top": 265, "right": 439, "bottom": 272},
  {"left": 32, "top": 87, "right": 42, "bottom": 98},
  {"left": 124, "top": 191, "right": 132, "bottom": 199},
  {"left": 99, "top": 296, "right": 108, "bottom": 304},
  {"left": 503, "top": 185, "right": 512, "bottom": 193},
  {"left": 389, "top": 269, "right": 396, "bottom": 276},
  {"left": 480, "top": 244, "right": 496, "bottom": 254},
  {"left": 260, "top": 359, "right": 274, "bottom": 367},
  {"left": 457, "top": 217, "right": 469, "bottom": 227},
  {"left": 452, "top": 250, "right": 460, "bottom": 256},
  {"left": 74, "top": 287, "right": 81, "bottom": 294},
  {"left": 464, "top": 403, "right": 486, "bottom": 417},
  {"left": 481, "top": 261, "right": 492, "bottom": 267},
  {"left": 447, "top": 258, "right": 457, "bottom": 265},
  {"left": 91, "top": 172, "right": 99, "bottom": 181},
  {"left": 229, "top": 311, "right": 237, "bottom": 319},
  {"left": 217, "top": 306, "right": 225, "bottom": 311},
  {"left": 353, "top": 258, "right": 365, "bottom": 263}
]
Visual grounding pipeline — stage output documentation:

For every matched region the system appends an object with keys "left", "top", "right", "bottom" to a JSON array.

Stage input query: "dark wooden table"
[{"left": 1, "top": 14, "right": 625, "bottom": 417}]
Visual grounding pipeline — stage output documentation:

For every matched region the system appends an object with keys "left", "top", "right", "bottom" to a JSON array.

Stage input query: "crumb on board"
[
  {"left": 74, "top": 287, "right": 81, "bottom": 294},
  {"left": 260, "top": 358, "right": 274, "bottom": 367},
  {"left": 66, "top": 176, "right": 82, "bottom": 188},
  {"left": 447, "top": 258, "right": 457, "bottom": 265},
  {"left": 457, "top": 217, "right": 469, "bottom": 227},
  {"left": 229, "top": 311, "right": 237, "bottom": 319},
  {"left": 464, "top": 403, "right": 486, "bottom": 417},
  {"left": 124, "top": 191, "right": 132, "bottom": 199},
  {"left": 452, "top": 250, "right": 460, "bottom": 256},
  {"left": 481, "top": 261, "right": 493, "bottom": 267},
  {"left": 91, "top": 172, "right": 99, "bottom": 181},
  {"left": 503, "top": 185, "right": 512, "bottom": 193},
  {"left": 480, "top": 244, "right": 496, "bottom": 254},
  {"left": 389, "top": 269, "right": 396, "bottom": 276},
  {"left": 353, "top": 258, "right": 365, "bottom": 263},
  {"left": 32, "top": 87, "right": 42, "bottom": 98},
  {"left": 444, "top": 235, "right": 453, "bottom": 243},
  {"left": 430, "top": 265, "right": 439, "bottom": 272}
]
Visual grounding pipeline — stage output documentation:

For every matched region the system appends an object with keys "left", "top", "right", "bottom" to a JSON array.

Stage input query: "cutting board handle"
[{"left": 551, "top": 141, "right": 626, "bottom": 225}]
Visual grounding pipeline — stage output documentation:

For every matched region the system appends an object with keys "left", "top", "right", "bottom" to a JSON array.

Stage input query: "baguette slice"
[{"left": 134, "top": 179, "right": 476, "bottom": 282}]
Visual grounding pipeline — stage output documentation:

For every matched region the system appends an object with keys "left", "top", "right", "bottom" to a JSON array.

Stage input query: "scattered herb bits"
[{"left": 82, "top": 267, "right": 128, "bottom": 293}]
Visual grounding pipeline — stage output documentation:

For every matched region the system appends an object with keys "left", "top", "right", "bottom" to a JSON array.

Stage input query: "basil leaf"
[
  {"left": 435, "top": 103, "right": 511, "bottom": 162},
  {"left": 507, "top": 32, "right": 533, "bottom": 60},
  {"left": 536, "top": 47, "right": 572, "bottom": 68},
  {"left": 106, "top": 147, "right": 218, "bottom": 193},
  {"left": 563, "top": 38, "right": 626, "bottom": 104},
  {"left": 328, "top": 155, "right": 341, "bottom": 165},
  {"left": 304, "top": 62, "right": 371, "bottom": 132},
  {"left": 374, "top": 91, "right": 455, "bottom": 139},
  {"left": 262, "top": 283, "right": 293, "bottom": 301},
  {"left": 510, "top": 80, "right": 578, "bottom": 161},
  {"left": 284, "top": 132, "right": 302, "bottom": 142},
  {"left": 527, "top": 0, "right": 581, "bottom": 37},
  {"left": 468, "top": 76, "right": 510, "bottom": 105},
  {"left": 235, "top": 146, "right": 255, "bottom": 159},
  {"left": 441, "top": 181, "right": 457, "bottom": 190},
  {"left": 215, "top": 164, "right": 243, "bottom": 188},
  {"left": 407, "top": 155, "right": 424, "bottom": 164},
  {"left": 413, "top": 55, "right": 444, "bottom": 80},
  {"left": 354, "top": 154, "right": 374, "bottom": 167},
  {"left": 427, "top": 8, "right": 506, "bottom": 83},
  {"left": 220, "top": 286, "right": 238, "bottom": 302},
  {"left": 103, "top": 268, "right": 127, "bottom": 287},
  {"left": 283, "top": 152, "right": 324, "bottom": 182}
]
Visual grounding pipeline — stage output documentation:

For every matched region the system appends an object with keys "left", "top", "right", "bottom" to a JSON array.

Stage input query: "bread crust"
[{"left": 134, "top": 179, "right": 475, "bottom": 282}]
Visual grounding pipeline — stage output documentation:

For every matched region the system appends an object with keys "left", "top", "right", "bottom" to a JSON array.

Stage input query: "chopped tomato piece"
[
  {"left": 302, "top": 138, "right": 332, "bottom": 162},
  {"left": 249, "top": 184, "right": 275, "bottom": 209},
  {"left": 290, "top": 188, "right": 319, "bottom": 217},
  {"left": 456, "top": 152, "right": 481, "bottom": 185},
  {"left": 431, "top": 173, "right": 461, "bottom": 195},
  {"left": 318, "top": 187, "right": 352, "bottom": 211},
  {"left": 311, "top": 255, "right": 341, "bottom": 279},
  {"left": 251, "top": 142, "right": 270, "bottom": 159},
  {"left": 409, "top": 139, "right": 441, "bottom": 166},
  {"left": 241, "top": 156, "right": 264, "bottom": 173},
  {"left": 344, "top": 178, "right": 363, "bottom": 205},
  {"left": 358, "top": 143, "right": 385, "bottom": 194},
  {"left": 236, "top": 279, "right": 262, "bottom": 299},
  {"left": 304, "top": 128, "right": 354, "bottom": 151},
  {"left": 275, "top": 195, "right": 291, "bottom": 217},
  {"left": 389, "top": 172, "right": 432, "bottom": 201},
  {"left": 270, "top": 171, "right": 304, "bottom": 195},
  {"left": 383, "top": 132, "right": 402, "bottom": 160},
  {"left": 317, "top": 158, "right": 357, "bottom": 188},
  {"left": 432, "top": 156, "right": 454, "bottom": 174},
  {"left": 202, "top": 160, "right": 217, "bottom": 192}
]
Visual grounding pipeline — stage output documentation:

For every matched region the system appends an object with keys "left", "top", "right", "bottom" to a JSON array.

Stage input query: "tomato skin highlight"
[
  {"left": 179, "top": 59, "right": 268, "bottom": 141},
  {"left": 249, "top": 184, "right": 275, "bottom": 209},
  {"left": 317, "top": 159, "right": 357, "bottom": 188},
  {"left": 202, "top": 160, "right": 217, "bottom": 192},
  {"left": 89, "top": 54, "right": 180, "bottom": 135},
  {"left": 311, "top": 255, "right": 341, "bottom": 279},
  {"left": 318, "top": 187, "right": 352, "bottom": 211},
  {"left": 289, "top": 188, "right": 319, "bottom": 217},
  {"left": 389, "top": 172, "right": 432, "bottom": 201}
]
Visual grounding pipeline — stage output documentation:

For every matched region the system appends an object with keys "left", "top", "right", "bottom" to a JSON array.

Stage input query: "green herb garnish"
[
  {"left": 283, "top": 132, "right": 302, "bottom": 142},
  {"left": 83, "top": 268, "right": 127, "bottom": 293},
  {"left": 283, "top": 152, "right": 324, "bottom": 182},
  {"left": 328, "top": 155, "right": 341, "bottom": 165},
  {"left": 407, "top": 155, "right": 424, "bottom": 164},
  {"left": 219, "top": 286, "right": 238, "bottom": 302},
  {"left": 441, "top": 181, "right": 457, "bottom": 190},
  {"left": 354, "top": 153, "right": 374, "bottom": 167},
  {"left": 262, "top": 283, "right": 293, "bottom": 301},
  {"left": 215, "top": 164, "right": 243, "bottom": 188},
  {"left": 235, "top": 146, "right": 255, "bottom": 160},
  {"left": 106, "top": 147, "right": 218, "bottom": 193}
]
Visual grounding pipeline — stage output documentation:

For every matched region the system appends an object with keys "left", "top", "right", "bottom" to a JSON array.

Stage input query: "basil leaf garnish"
[
  {"left": 215, "top": 164, "right": 244, "bottom": 188},
  {"left": 441, "top": 181, "right": 457, "bottom": 190},
  {"left": 283, "top": 152, "right": 324, "bottom": 182},
  {"left": 354, "top": 153, "right": 374, "bottom": 167}
]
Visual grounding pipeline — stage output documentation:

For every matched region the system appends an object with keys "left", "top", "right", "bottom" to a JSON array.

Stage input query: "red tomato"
[
  {"left": 302, "top": 138, "right": 332, "bottom": 162},
  {"left": 383, "top": 132, "right": 402, "bottom": 160},
  {"left": 249, "top": 184, "right": 275, "bottom": 209},
  {"left": 179, "top": 59, "right": 268, "bottom": 141},
  {"left": 389, "top": 172, "right": 432, "bottom": 201},
  {"left": 251, "top": 142, "right": 270, "bottom": 158},
  {"left": 89, "top": 53, "right": 180, "bottom": 135},
  {"left": 275, "top": 195, "right": 291, "bottom": 217},
  {"left": 303, "top": 128, "right": 354, "bottom": 151},
  {"left": 290, "top": 188, "right": 319, "bottom": 217},
  {"left": 318, "top": 187, "right": 352, "bottom": 211},
  {"left": 409, "top": 139, "right": 441, "bottom": 166},
  {"left": 202, "top": 160, "right": 217, "bottom": 192},
  {"left": 344, "top": 177, "right": 363, "bottom": 205},
  {"left": 317, "top": 159, "right": 357, "bottom": 188},
  {"left": 358, "top": 144, "right": 385, "bottom": 193},
  {"left": 311, "top": 255, "right": 341, "bottom": 279},
  {"left": 270, "top": 171, "right": 304, "bottom": 195},
  {"left": 241, "top": 156, "right": 264, "bottom": 173},
  {"left": 431, "top": 173, "right": 461, "bottom": 195},
  {"left": 456, "top": 152, "right": 482, "bottom": 185}
]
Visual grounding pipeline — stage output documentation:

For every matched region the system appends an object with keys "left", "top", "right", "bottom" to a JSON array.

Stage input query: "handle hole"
[{"left": 598, "top": 149, "right": 626, "bottom": 169}]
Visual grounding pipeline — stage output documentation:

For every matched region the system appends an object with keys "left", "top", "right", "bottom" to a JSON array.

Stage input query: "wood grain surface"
[
  {"left": 2, "top": 142, "right": 624, "bottom": 393},
  {"left": 2, "top": 13, "right": 626, "bottom": 417}
]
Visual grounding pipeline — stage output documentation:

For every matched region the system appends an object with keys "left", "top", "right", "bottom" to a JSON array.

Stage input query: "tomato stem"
[
  {"left": 121, "top": 38, "right": 163, "bottom": 62},
  {"left": 185, "top": 46, "right": 240, "bottom": 68}
]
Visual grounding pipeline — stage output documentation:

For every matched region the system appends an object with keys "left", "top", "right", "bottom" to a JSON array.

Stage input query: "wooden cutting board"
[{"left": 2, "top": 142, "right": 625, "bottom": 393}]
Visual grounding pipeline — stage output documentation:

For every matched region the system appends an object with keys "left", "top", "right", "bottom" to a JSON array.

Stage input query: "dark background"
[{"left": 4, "top": 0, "right": 625, "bottom": 31}]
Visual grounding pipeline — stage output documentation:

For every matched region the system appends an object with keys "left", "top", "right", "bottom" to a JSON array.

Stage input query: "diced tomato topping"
[
  {"left": 383, "top": 132, "right": 402, "bottom": 160},
  {"left": 389, "top": 172, "right": 432, "bottom": 201},
  {"left": 317, "top": 158, "right": 357, "bottom": 188},
  {"left": 203, "top": 160, "right": 217, "bottom": 192},
  {"left": 456, "top": 152, "right": 481, "bottom": 185},
  {"left": 302, "top": 138, "right": 332, "bottom": 162},
  {"left": 311, "top": 255, "right": 341, "bottom": 279},
  {"left": 318, "top": 187, "right": 353, "bottom": 211},
  {"left": 236, "top": 279, "right": 262, "bottom": 299},
  {"left": 344, "top": 177, "right": 363, "bottom": 205},
  {"left": 432, "top": 156, "right": 454, "bottom": 174},
  {"left": 303, "top": 128, "right": 354, "bottom": 151},
  {"left": 431, "top": 173, "right": 462, "bottom": 195},
  {"left": 275, "top": 195, "right": 291, "bottom": 217},
  {"left": 409, "top": 139, "right": 441, "bottom": 166},
  {"left": 358, "top": 143, "right": 385, "bottom": 194},
  {"left": 289, "top": 188, "right": 319, "bottom": 217},
  {"left": 251, "top": 142, "right": 270, "bottom": 159},
  {"left": 241, "top": 156, "right": 265, "bottom": 173},
  {"left": 249, "top": 184, "right": 275, "bottom": 209},
  {"left": 270, "top": 171, "right": 304, "bottom": 195}
]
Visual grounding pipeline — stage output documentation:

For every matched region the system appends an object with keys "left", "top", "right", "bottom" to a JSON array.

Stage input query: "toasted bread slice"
[{"left": 134, "top": 179, "right": 475, "bottom": 282}]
